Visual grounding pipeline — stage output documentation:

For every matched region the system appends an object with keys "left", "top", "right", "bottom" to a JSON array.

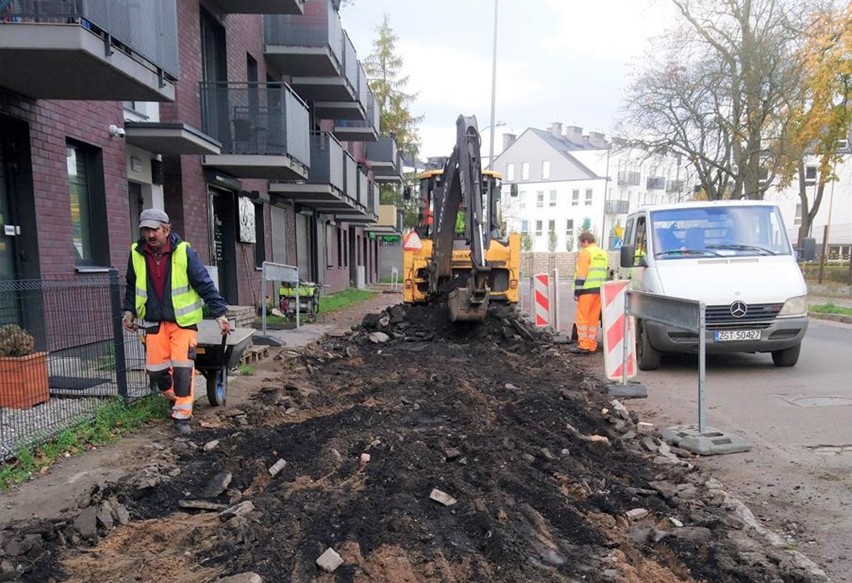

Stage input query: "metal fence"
[{"left": 0, "top": 270, "right": 150, "bottom": 459}]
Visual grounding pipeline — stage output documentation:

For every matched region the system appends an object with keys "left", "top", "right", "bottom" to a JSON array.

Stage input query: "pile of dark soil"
[{"left": 2, "top": 303, "right": 831, "bottom": 582}]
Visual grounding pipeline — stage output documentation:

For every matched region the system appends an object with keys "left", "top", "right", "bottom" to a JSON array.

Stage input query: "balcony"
[
  {"left": 331, "top": 81, "right": 379, "bottom": 142},
  {"left": 605, "top": 199, "right": 630, "bottom": 214},
  {"left": 291, "top": 29, "right": 358, "bottom": 104},
  {"left": 263, "top": 0, "right": 344, "bottom": 77},
  {"left": 334, "top": 169, "right": 377, "bottom": 224},
  {"left": 209, "top": 0, "right": 305, "bottom": 14},
  {"left": 0, "top": 0, "right": 178, "bottom": 101},
  {"left": 269, "top": 132, "right": 364, "bottom": 215},
  {"left": 646, "top": 176, "right": 666, "bottom": 190},
  {"left": 200, "top": 82, "right": 310, "bottom": 180},
  {"left": 666, "top": 179, "right": 685, "bottom": 193},
  {"left": 617, "top": 171, "right": 641, "bottom": 186},
  {"left": 365, "top": 136, "right": 403, "bottom": 183}
]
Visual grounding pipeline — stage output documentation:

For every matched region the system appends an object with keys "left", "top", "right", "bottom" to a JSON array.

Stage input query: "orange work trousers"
[
  {"left": 145, "top": 322, "right": 197, "bottom": 421},
  {"left": 576, "top": 293, "right": 602, "bottom": 352}
]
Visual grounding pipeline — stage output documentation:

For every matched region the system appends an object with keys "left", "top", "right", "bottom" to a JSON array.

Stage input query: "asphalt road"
[{"left": 519, "top": 278, "right": 852, "bottom": 582}]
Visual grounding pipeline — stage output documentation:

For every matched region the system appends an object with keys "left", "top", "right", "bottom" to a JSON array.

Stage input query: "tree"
[
  {"left": 520, "top": 232, "right": 533, "bottom": 252},
  {"left": 363, "top": 14, "right": 423, "bottom": 227},
  {"left": 777, "top": 2, "right": 852, "bottom": 244},
  {"left": 547, "top": 229, "right": 558, "bottom": 254},
  {"left": 618, "top": 0, "right": 806, "bottom": 200},
  {"left": 364, "top": 14, "right": 421, "bottom": 160}
]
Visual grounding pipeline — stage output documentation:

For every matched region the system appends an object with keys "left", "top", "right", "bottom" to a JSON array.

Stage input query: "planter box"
[{"left": 0, "top": 352, "right": 50, "bottom": 409}]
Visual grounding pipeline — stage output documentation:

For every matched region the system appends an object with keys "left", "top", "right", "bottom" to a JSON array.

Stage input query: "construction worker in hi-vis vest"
[
  {"left": 122, "top": 208, "right": 230, "bottom": 436},
  {"left": 570, "top": 231, "right": 608, "bottom": 355}
]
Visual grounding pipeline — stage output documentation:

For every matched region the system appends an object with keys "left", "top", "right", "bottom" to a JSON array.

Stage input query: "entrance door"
[
  {"left": 210, "top": 188, "right": 238, "bottom": 304},
  {"left": 128, "top": 182, "right": 144, "bottom": 242},
  {"left": 0, "top": 141, "right": 19, "bottom": 325}
]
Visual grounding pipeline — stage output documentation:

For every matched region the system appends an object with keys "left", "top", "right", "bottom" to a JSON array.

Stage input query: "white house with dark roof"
[{"left": 493, "top": 122, "right": 690, "bottom": 252}]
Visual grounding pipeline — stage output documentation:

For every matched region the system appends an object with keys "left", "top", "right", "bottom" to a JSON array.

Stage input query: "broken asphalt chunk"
[{"left": 429, "top": 488, "right": 457, "bottom": 506}]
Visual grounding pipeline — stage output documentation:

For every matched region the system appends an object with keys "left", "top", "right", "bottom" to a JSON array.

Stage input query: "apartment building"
[
  {"left": 0, "top": 0, "right": 403, "bottom": 323},
  {"left": 493, "top": 122, "right": 690, "bottom": 252}
]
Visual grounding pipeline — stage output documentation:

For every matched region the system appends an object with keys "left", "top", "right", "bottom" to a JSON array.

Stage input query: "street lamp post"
[
  {"left": 488, "top": 0, "right": 499, "bottom": 168},
  {"left": 480, "top": 121, "right": 506, "bottom": 167}
]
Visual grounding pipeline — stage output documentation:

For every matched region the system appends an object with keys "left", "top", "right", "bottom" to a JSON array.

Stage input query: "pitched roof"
[{"left": 527, "top": 128, "right": 603, "bottom": 179}]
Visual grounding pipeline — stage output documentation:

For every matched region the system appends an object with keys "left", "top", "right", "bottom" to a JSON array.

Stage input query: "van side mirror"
[
  {"left": 799, "top": 237, "right": 816, "bottom": 262},
  {"left": 402, "top": 186, "right": 412, "bottom": 201},
  {"left": 620, "top": 245, "right": 635, "bottom": 268},
  {"left": 510, "top": 183, "right": 518, "bottom": 197}
]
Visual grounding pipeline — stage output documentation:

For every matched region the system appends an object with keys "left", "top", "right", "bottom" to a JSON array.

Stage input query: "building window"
[
  {"left": 794, "top": 204, "right": 802, "bottom": 226},
  {"left": 571, "top": 189, "right": 580, "bottom": 207},
  {"left": 549, "top": 189, "right": 557, "bottom": 207},
  {"left": 548, "top": 219, "right": 556, "bottom": 233},
  {"left": 535, "top": 220, "right": 543, "bottom": 237},
  {"left": 519, "top": 190, "right": 526, "bottom": 209},
  {"left": 585, "top": 188, "right": 593, "bottom": 206},
  {"left": 805, "top": 166, "right": 818, "bottom": 183},
  {"left": 521, "top": 162, "right": 530, "bottom": 180},
  {"left": 520, "top": 220, "right": 529, "bottom": 233},
  {"left": 254, "top": 202, "right": 265, "bottom": 268},
  {"left": 542, "top": 160, "right": 550, "bottom": 179},
  {"left": 536, "top": 191, "right": 544, "bottom": 207},
  {"left": 506, "top": 163, "right": 515, "bottom": 181},
  {"left": 67, "top": 142, "right": 108, "bottom": 267},
  {"left": 566, "top": 219, "right": 574, "bottom": 237}
]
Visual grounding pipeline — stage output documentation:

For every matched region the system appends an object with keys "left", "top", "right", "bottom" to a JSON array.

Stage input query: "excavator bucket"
[{"left": 447, "top": 287, "right": 489, "bottom": 322}]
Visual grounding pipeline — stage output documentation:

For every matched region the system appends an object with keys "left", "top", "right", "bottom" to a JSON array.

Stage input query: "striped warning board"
[
  {"left": 601, "top": 280, "right": 637, "bottom": 380},
  {"left": 533, "top": 274, "right": 550, "bottom": 327}
]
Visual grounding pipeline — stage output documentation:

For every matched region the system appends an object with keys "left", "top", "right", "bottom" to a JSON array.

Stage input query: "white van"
[{"left": 618, "top": 201, "right": 815, "bottom": 370}]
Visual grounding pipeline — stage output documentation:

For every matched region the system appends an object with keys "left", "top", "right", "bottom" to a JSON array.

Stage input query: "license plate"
[{"left": 714, "top": 330, "right": 761, "bottom": 342}]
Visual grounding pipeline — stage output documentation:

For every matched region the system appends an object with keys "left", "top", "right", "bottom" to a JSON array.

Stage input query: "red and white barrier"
[
  {"left": 533, "top": 273, "right": 550, "bottom": 327},
  {"left": 601, "top": 280, "right": 637, "bottom": 381}
]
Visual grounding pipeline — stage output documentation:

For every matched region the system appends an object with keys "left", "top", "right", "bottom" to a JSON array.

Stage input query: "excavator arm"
[{"left": 427, "top": 115, "right": 492, "bottom": 321}]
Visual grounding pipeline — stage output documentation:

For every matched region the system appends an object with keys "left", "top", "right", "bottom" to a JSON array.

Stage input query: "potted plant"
[{"left": 0, "top": 324, "right": 50, "bottom": 409}]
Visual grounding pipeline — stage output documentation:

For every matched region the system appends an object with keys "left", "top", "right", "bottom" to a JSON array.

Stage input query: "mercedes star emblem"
[{"left": 730, "top": 300, "right": 748, "bottom": 318}]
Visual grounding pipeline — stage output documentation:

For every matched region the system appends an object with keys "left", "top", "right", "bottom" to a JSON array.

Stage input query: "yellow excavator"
[{"left": 401, "top": 115, "right": 520, "bottom": 321}]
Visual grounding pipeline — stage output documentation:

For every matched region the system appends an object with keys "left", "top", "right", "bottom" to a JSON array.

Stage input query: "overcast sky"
[{"left": 340, "top": 0, "right": 677, "bottom": 159}]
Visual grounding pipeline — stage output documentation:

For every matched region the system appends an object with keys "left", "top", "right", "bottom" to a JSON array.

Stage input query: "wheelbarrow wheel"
[{"left": 206, "top": 368, "right": 228, "bottom": 406}]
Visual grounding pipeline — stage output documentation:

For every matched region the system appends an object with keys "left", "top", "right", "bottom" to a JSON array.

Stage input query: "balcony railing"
[
  {"left": 210, "top": 0, "right": 305, "bottom": 14},
  {"left": 646, "top": 176, "right": 666, "bottom": 190},
  {"left": 365, "top": 136, "right": 402, "bottom": 182},
  {"left": 200, "top": 82, "right": 310, "bottom": 178},
  {"left": 0, "top": 0, "right": 178, "bottom": 101},
  {"left": 617, "top": 171, "right": 641, "bottom": 186},
  {"left": 666, "top": 179, "right": 685, "bottom": 193},
  {"left": 605, "top": 199, "right": 630, "bottom": 214}
]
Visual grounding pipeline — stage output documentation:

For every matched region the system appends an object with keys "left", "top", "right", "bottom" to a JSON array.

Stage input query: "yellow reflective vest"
[{"left": 131, "top": 242, "right": 204, "bottom": 326}]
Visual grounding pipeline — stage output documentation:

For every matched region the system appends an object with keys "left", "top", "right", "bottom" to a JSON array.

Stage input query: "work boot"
[
  {"left": 568, "top": 345, "right": 592, "bottom": 355},
  {"left": 174, "top": 420, "right": 192, "bottom": 436}
]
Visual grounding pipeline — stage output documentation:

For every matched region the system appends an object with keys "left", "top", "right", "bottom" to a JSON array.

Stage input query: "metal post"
[
  {"left": 698, "top": 302, "right": 707, "bottom": 433},
  {"left": 296, "top": 280, "right": 301, "bottom": 329},
  {"left": 260, "top": 266, "right": 267, "bottom": 338},
  {"left": 488, "top": 0, "right": 499, "bottom": 168},
  {"left": 109, "top": 269, "right": 129, "bottom": 400},
  {"left": 621, "top": 291, "right": 629, "bottom": 386},
  {"left": 552, "top": 268, "right": 560, "bottom": 331}
]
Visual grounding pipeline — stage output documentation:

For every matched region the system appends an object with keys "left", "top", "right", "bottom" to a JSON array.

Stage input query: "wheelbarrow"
[{"left": 195, "top": 319, "right": 255, "bottom": 406}]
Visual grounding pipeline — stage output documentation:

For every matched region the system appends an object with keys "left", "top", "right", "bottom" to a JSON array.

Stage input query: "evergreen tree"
[
  {"left": 363, "top": 14, "right": 423, "bottom": 227},
  {"left": 364, "top": 14, "right": 422, "bottom": 160}
]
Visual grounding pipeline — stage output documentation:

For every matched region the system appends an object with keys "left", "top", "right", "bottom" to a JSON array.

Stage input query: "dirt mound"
[{"left": 2, "top": 303, "right": 831, "bottom": 582}]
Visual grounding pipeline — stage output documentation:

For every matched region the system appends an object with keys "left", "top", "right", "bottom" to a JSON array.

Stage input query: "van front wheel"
[
  {"left": 637, "top": 320, "right": 661, "bottom": 371},
  {"left": 771, "top": 344, "right": 801, "bottom": 367}
]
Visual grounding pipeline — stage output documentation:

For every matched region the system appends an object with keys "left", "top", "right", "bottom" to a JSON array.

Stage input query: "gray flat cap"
[{"left": 139, "top": 208, "right": 170, "bottom": 229}]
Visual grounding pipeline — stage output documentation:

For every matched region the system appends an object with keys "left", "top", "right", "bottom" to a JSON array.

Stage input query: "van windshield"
[{"left": 649, "top": 205, "right": 792, "bottom": 259}]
